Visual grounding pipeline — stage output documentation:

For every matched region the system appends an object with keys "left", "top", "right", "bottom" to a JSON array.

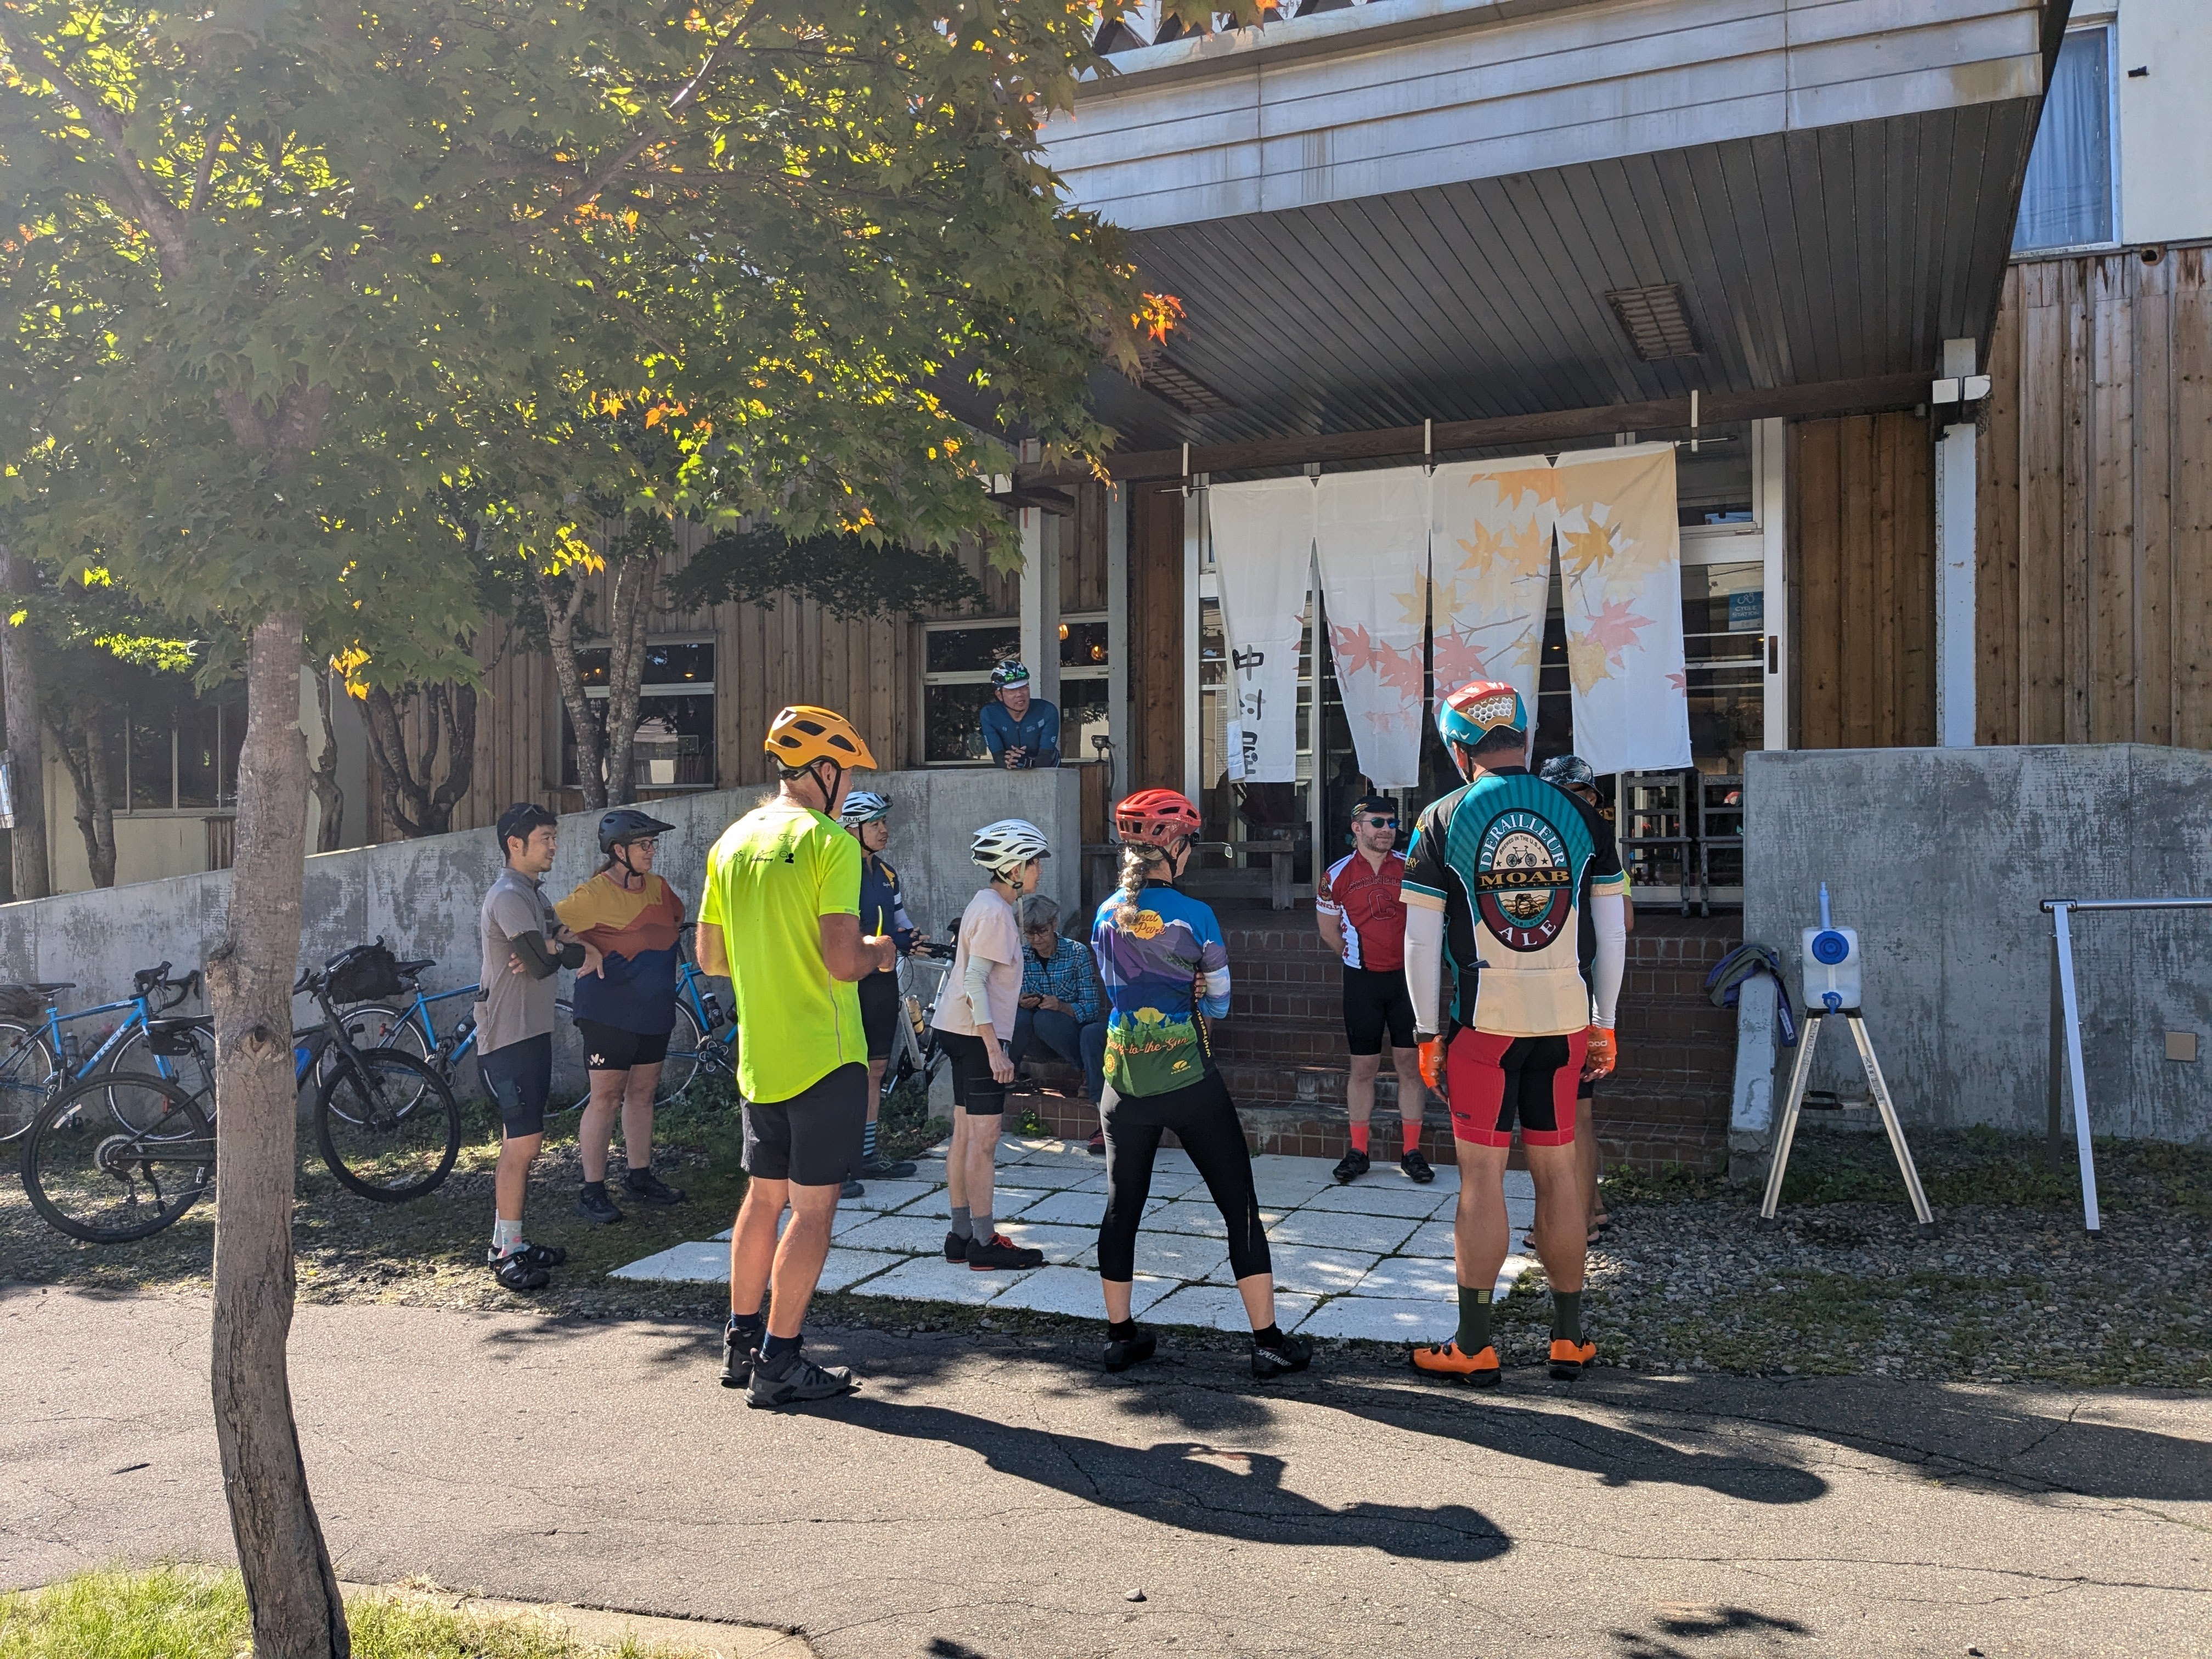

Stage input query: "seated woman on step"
[{"left": 1089, "top": 788, "right": 1312, "bottom": 1381}]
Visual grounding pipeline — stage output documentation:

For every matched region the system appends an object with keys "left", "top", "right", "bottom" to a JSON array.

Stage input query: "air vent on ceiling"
[
  {"left": 1606, "top": 283, "right": 1701, "bottom": 361},
  {"left": 1140, "top": 350, "right": 1237, "bottom": 414}
]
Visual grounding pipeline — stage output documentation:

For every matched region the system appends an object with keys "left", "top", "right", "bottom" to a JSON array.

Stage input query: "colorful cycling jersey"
[
  {"left": 1401, "top": 768, "right": 1627, "bottom": 1037},
  {"left": 1091, "top": 882, "right": 1231, "bottom": 1097},
  {"left": 1316, "top": 850, "right": 1409, "bottom": 971},
  {"left": 555, "top": 872, "right": 686, "bottom": 1036},
  {"left": 857, "top": 851, "right": 917, "bottom": 958}
]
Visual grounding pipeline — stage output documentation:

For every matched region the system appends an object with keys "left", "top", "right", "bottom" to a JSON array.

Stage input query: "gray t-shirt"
[{"left": 478, "top": 867, "right": 561, "bottom": 1054}]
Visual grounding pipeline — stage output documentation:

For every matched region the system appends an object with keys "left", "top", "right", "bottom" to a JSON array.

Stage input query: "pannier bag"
[{"left": 324, "top": 940, "right": 407, "bottom": 1005}]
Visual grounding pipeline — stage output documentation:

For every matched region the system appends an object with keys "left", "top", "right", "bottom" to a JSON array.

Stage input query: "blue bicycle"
[{"left": 0, "top": 962, "right": 213, "bottom": 1145}]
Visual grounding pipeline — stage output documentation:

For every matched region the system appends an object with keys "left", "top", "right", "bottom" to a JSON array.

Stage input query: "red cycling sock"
[{"left": 1348, "top": 1122, "right": 1371, "bottom": 1155}]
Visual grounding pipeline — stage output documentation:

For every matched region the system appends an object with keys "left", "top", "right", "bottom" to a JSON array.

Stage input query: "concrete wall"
[
  {"left": 1742, "top": 744, "right": 2212, "bottom": 1144},
  {"left": 2119, "top": 0, "right": 2212, "bottom": 247},
  {"left": 0, "top": 766, "right": 1081, "bottom": 1085}
]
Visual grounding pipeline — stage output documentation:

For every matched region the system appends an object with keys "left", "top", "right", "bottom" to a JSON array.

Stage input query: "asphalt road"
[{"left": 3, "top": 1285, "right": 2207, "bottom": 1657}]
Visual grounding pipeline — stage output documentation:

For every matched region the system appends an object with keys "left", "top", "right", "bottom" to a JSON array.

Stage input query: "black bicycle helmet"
[
  {"left": 495, "top": 802, "right": 558, "bottom": 854},
  {"left": 598, "top": 808, "right": 675, "bottom": 857},
  {"left": 1539, "top": 754, "right": 1598, "bottom": 791}
]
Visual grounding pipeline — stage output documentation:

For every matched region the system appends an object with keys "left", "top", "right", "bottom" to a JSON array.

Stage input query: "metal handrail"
[{"left": 2038, "top": 895, "right": 2212, "bottom": 1235}]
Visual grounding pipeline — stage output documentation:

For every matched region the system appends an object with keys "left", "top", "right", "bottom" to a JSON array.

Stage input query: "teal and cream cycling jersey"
[{"left": 1401, "top": 768, "right": 1627, "bottom": 1037}]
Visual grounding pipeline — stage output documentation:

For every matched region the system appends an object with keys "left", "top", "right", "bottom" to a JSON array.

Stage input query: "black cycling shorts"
[
  {"left": 937, "top": 1028, "right": 1008, "bottom": 1116},
  {"left": 1342, "top": 964, "right": 1416, "bottom": 1056},
  {"left": 857, "top": 970, "right": 902, "bottom": 1061},
  {"left": 575, "top": 1018, "right": 672, "bottom": 1073},
  {"left": 742, "top": 1064, "right": 867, "bottom": 1187},
  {"left": 478, "top": 1032, "right": 552, "bottom": 1139}
]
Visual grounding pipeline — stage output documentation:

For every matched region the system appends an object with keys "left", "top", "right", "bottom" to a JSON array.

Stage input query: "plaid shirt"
[{"left": 1022, "top": 935, "right": 1102, "bottom": 1026}]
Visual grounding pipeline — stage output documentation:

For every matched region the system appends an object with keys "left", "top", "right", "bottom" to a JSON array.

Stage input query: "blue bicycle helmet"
[{"left": 1436, "top": 679, "right": 1528, "bottom": 776}]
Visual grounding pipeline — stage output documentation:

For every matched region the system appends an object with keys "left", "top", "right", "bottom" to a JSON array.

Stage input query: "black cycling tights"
[{"left": 1098, "top": 1071, "right": 1271, "bottom": 1284}]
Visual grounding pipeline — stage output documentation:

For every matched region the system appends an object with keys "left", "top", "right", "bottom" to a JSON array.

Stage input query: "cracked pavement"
[{"left": 2, "top": 1285, "right": 2207, "bottom": 1657}]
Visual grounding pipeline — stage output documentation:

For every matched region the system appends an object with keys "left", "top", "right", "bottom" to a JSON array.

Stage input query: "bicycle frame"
[
  {"left": 33, "top": 994, "right": 190, "bottom": 1086},
  {"left": 394, "top": 983, "right": 481, "bottom": 1064}
]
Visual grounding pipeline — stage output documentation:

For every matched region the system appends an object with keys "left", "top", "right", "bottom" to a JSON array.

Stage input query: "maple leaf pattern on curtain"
[
  {"left": 1315, "top": 470, "right": 1431, "bottom": 786},
  {"left": 1552, "top": 444, "right": 1692, "bottom": 772},
  {"left": 1428, "top": 455, "right": 1561, "bottom": 739}
]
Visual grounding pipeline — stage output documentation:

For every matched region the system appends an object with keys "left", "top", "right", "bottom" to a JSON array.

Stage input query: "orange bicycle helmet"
[
  {"left": 1116, "top": 788, "right": 1204, "bottom": 848},
  {"left": 764, "top": 705, "right": 877, "bottom": 771}
]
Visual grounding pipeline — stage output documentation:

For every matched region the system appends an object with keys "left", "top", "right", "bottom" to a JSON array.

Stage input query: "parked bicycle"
[
  {"left": 553, "top": 922, "right": 733, "bottom": 1104},
  {"left": 0, "top": 963, "right": 211, "bottom": 1146},
  {"left": 18, "top": 940, "right": 463, "bottom": 1243},
  {"left": 883, "top": 941, "right": 956, "bottom": 1103}
]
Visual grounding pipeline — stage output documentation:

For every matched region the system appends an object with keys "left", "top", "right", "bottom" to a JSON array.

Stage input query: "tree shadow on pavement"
[
  {"left": 843, "top": 1397, "right": 1511, "bottom": 1562},
  {"left": 1608, "top": 1604, "right": 1813, "bottom": 1657}
]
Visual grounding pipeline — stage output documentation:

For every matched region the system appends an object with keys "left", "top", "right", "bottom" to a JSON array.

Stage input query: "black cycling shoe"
[
  {"left": 746, "top": 1347, "right": 860, "bottom": 1410},
  {"left": 577, "top": 1183, "right": 625, "bottom": 1226},
  {"left": 856, "top": 1156, "right": 916, "bottom": 1180},
  {"left": 720, "top": 1325, "right": 762, "bottom": 1389},
  {"left": 488, "top": 1251, "right": 550, "bottom": 1292},
  {"left": 1399, "top": 1149, "right": 1436, "bottom": 1184},
  {"left": 1332, "top": 1148, "right": 1371, "bottom": 1184},
  {"left": 509, "top": 1241, "right": 567, "bottom": 1268},
  {"left": 966, "top": 1233, "right": 1045, "bottom": 1271},
  {"left": 944, "top": 1229, "right": 969, "bottom": 1263},
  {"left": 1251, "top": 1334, "right": 1314, "bottom": 1380},
  {"left": 1103, "top": 1328, "right": 1158, "bottom": 1373},
  {"left": 842, "top": 1178, "right": 866, "bottom": 1200},
  {"left": 622, "top": 1167, "right": 686, "bottom": 1206}
]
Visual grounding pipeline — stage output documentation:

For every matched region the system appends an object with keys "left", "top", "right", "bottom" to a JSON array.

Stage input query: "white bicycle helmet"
[
  {"left": 839, "top": 788, "right": 892, "bottom": 826},
  {"left": 971, "top": 817, "right": 1051, "bottom": 877}
]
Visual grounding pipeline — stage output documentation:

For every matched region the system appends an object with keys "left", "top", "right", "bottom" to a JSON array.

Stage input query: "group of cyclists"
[{"left": 471, "top": 666, "right": 1629, "bottom": 1408}]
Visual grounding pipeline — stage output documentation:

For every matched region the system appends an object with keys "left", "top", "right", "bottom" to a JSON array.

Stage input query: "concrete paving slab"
[
  {"left": 1146, "top": 1284, "right": 1319, "bottom": 1335},
  {"left": 990, "top": 1162, "right": 1096, "bottom": 1192},
  {"left": 1212, "top": 1244, "right": 1380, "bottom": 1297},
  {"left": 853, "top": 1256, "right": 1026, "bottom": 1306},
  {"left": 816, "top": 1249, "right": 907, "bottom": 1294},
  {"left": 1115, "top": 1232, "right": 1232, "bottom": 1282},
  {"left": 1270, "top": 1209, "right": 1421, "bottom": 1255},
  {"left": 1000, "top": 1188, "right": 1109, "bottom": 1228},
  {"left": 839, "top": 1180, "right": 939, "bottom": 1213},
  {"left": 1347, "top": 1255, "right": 1460, "bottom": 1301},
  {"left": 985, "top": 1268, "right": 1176, "bottom": 1319},
  {"left": 1300, "top": 1182, "right": 1450, "bottom": 1218},
  {"left": 1294, "top": 1296, "right": 1438, "bottom": 1342},
  {"left": 608, "top": 1242, "right": 730, "bottom": 1283},
  {"left": 993, "top": 1221, "right": 1096, "bottom": 1266},
  {"left": 890, "top": 1187, "right": 1041, "bottom": 1222},
  {"left": 1398, "top": 1220, "right": 1455, "bottom": 1258},
  {"left": 1144, "top": 1200, "right": 1288, "bottom": 1238},
  {"left": 834, "top": 1215, "right": 953, "bottom": 1257}
]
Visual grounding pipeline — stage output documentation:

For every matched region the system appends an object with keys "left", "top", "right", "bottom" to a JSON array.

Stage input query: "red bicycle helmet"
[{"left": 1116, "top": 788, "right": 1204, "bottom": 848}]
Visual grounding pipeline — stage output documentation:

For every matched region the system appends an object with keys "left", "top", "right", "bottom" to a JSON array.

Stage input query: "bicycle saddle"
[{"left": 394, "top": 958, "right": 436, "bottom": 977}]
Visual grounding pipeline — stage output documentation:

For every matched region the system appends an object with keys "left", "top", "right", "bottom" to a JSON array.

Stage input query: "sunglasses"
[{"left": 1361, "top": 815, "right": 1399, "bottom": 830}]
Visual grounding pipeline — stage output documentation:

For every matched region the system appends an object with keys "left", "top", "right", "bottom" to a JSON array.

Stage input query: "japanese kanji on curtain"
[{"left": 1206, "top": 477, "right": 1313, "bottom": 785}]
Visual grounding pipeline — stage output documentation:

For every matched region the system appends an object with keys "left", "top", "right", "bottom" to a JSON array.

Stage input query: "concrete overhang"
[{"left": 1045, "top": 0, "right": 2065, "bottom": 452}]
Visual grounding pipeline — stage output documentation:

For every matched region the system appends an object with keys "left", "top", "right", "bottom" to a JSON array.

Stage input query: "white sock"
[{"left": 491, "top": 1217, "right": 523, "bottom": 1257}]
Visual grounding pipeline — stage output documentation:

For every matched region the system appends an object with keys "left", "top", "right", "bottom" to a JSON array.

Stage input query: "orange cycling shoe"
[
  {"left": 1548, "top": 1336, "right": 1597, "bottom": 1380},
  {"left": 1410, "top": 1340, "right": 1501, "bottom": 1388}
]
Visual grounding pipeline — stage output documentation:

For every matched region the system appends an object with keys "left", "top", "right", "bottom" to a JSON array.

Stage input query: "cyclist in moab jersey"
[{"left": 1402, "top": 681, "right": 1627, "bottom": 1388}]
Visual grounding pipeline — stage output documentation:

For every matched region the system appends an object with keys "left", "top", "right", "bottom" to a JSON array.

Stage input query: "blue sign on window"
[{"left": 1728, "top": 590, "right": 1765, "bottom": 633}]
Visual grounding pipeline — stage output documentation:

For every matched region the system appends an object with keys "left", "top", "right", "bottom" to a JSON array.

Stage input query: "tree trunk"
[
  {"left": 48, "top": 710, "right": 119, "bottom": 889},
  {"left": 206, "top": 608, "right": 349, "bottom": 1659},
  {"left": 357, "top": 679, "right": 475, "bottom": 838},
  {"left": 308, "top": 671, "right": 345, "bottom": 853},
  {"left": 0, "top": 545, "right": 52, "bottom": 900},
  {"left": 601, "top": 550, "right": 658, "bottom": 808},
  {"left": 538, "top": 568, "right": 606, "bottom": 809}
]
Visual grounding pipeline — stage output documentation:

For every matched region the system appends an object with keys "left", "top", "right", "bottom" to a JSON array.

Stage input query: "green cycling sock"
[
  {"left": 1552, "top": 1289, "right": 1583, "bottom": 1343},
  {"left": 1455, "top": 1285, "right": 1493, "bottom": 1355}
]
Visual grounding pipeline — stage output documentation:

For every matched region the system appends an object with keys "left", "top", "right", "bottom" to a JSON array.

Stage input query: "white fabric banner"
[
  {"left": 1427, "top": 454, "right": 1562, "bottom": 733},
  {"left": 1313, "top": 469, "right": 1432, "bottom": 788},
  {"left": 1207, "top": 477, "right": 1314, "bottom": 785},
  {"left": 1553, "top": 443, "right": 1692, "bottom": 773}
]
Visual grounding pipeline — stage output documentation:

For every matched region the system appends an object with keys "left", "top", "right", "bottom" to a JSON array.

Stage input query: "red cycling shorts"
[{"left": 1446, "top": 1027, "right": 1588, "bottom": 1148}]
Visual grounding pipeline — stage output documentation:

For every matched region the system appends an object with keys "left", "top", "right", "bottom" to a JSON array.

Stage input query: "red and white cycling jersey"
[{"left": 1316, "top": 850, "right": 1409, "bottom": 972}]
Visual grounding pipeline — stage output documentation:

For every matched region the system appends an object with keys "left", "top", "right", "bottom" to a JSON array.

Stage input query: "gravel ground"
[{"left": 5, "top": 1091, "right": 2206, "bottom": 1387}]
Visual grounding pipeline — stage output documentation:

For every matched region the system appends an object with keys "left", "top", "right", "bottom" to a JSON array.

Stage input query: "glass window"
[
  {"left": 926, "top": 625, "right": 1020, "bottom": 675},
  {"left": 562, "top": 642, "right": 718, "bottom": 790},
  {"left": 1681, "top": 561, "right": 1767, "bottom": 773},
  {"left": 2014, "top": 28, "right": 2114, "bottom": 253},
  {"left": 1059, "top": 618, "right": 1109, "bottom": 669},
  {"left": 574, "top": 643, "right": 714, "bottom": 686},
  {"left": 925, "top": 682, "right": 996, "bottom": 763},
  {"left": 220, "top": 697, "right": 245, "bottom": 805},
  {"left": 177, "top": 703, "right": 220, "bottom": 809},
  {"left": 128, "top": 713, "right": 173, "bottom": 811},
  {"left": 1060, "top": 674, "right": 1110, "bottom": 763}
]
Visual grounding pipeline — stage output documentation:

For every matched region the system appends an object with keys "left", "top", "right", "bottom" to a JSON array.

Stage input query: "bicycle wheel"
[
  {"left": 323, "top": 1004, "right": 413, "bottom": 1091},
  {"left": 22, "top": 1073, "right": 213, "bottom": 1243},
  {"left": 314, "top": 1048, "right": 460, "bottom": 1202},
  {"left": 654, "top": 1000, "right": 710, "bottom": 1104},
  {"left": 104, "top": 1023, "right": 216, "bottom": 1119},
  {"left": 0, "top": 1020, "right": 57, "bottom": 1143}
]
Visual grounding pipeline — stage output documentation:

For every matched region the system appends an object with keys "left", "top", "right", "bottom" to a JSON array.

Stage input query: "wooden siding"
[
  {"left": 1789, "top": 411, "right": 1937, "bottom": 749},
  {"left": 1976, "top": 248, "right": 2212, "bottom": 747},
  {"left": 1129, "top": 486, "right": 1186, "bottom": 791}
]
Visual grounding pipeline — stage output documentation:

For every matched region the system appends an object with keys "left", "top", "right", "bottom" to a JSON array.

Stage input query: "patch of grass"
[{"left": 0, "top": 1567, "right": 722, "bottom": 1657}]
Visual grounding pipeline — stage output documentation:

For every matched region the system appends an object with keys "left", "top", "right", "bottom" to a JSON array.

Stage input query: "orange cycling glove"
[
  {"left": 1418, "top": 1035, "right": 1448, "bottom": 1091},
  {"left": 1583, "top": 1025, "right": 1618, "bottom": 1081}
]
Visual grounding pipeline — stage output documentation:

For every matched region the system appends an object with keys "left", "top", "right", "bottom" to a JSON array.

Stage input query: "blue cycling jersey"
[{"left": 979, "top": 698, "right": 1060, "bottom": 768}]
